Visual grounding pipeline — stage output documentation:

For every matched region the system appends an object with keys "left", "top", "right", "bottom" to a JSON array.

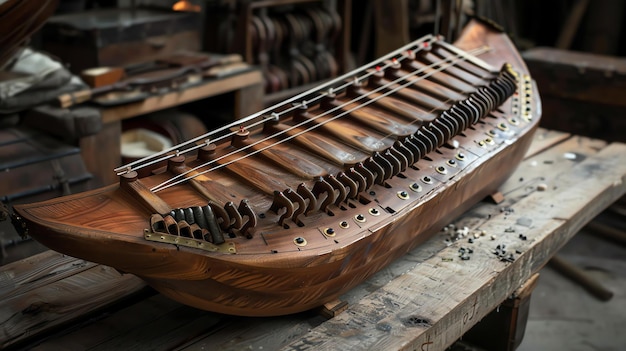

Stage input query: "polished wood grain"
[{"left": 14, "top": 20, "right": 541, "bottom": 316}]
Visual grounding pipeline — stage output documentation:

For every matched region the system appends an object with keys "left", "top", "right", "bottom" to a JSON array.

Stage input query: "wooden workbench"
[{"left": 2, "top": 129, "right": 625, "bottom": 350}]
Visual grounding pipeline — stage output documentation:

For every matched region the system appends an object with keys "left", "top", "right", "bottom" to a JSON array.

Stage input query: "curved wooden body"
[{"left": 14, "top": 21, "right": 541, "bottom": 316}]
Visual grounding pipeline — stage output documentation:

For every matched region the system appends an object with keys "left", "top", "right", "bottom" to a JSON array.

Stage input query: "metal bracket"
[{"left": 144, "top": 230, "right": 236, "bottom": 254}]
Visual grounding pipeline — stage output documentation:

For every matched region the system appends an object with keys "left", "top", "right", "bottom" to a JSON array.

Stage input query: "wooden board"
[
  {"left": 99, "top": 70, "right": 264, "bottom": 124},
  {"left": 0, "top": 251, "right": 148, "bottom": 349},
  {"left": 3, "top": 129, "right": 626, "bottom": 350}
]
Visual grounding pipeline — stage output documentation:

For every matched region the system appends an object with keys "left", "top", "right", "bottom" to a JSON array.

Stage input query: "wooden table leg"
[
  {"left": 80, "top": 121, "right": 121, "bottom": 187},
  {"left": 462, "top": 273, "right": 540, "bottom": 351}
]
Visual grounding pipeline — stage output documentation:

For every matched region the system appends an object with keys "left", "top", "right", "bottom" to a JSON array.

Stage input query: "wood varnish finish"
[{"left": 13, "top": 20, "right": 541, "bottom": 316}]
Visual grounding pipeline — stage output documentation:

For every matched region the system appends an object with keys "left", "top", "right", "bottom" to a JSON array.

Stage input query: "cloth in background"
[{"left": 0, "top": 48, "right": 86, "bottom": 114}]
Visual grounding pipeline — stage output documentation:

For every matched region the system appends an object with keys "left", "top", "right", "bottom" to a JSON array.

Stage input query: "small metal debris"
[
  {"left": 537, "top": 183, "right": 548, "bottom": 191},
  {"left": 505, "top": 227, "right": 515, "bottom": 233},
  {"left": 491, "top": 235, "right": 497, "bottom": 240},
  {"left": 519, "top": 234, "right": 527, "bottom": 241},
  {"left": 442, "top": 257, "right": 453, "bottom": 262},
  {"left": 473, "top": 232, "right": 481, "bottom": 239},
  {"left": 468, "top": 238, "right": 474, "bottom": 243},
  {"left": 493, "top": 244, "right": 515, "bottom": 262},
  {"left": 515, "top": 249, "right": 522, "bottom": 254},
  {"left": 458, "top": 246, "right": 474, "bottom": 261},
  {"left": 500, "top": 207, "right": 514, "bottom": 214}
]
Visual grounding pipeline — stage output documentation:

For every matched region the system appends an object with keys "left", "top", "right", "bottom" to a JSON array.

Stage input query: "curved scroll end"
[
  {"left": 225, "top": 201, "right": 243, "bottom": 230},
  {"left": 238, "top": 199, "right": 257, "bottom": 238},
  {"left": 354, "top": 162, "right": 375, "bottom": 190},
  {"left": 393, "top": 141, "right": 415, "bottom": 166},
  {"left": 364, "top": 157, "right": 385, "bottom": 185},
  {"left": 326, "top": 174, "right": 347, "bottom": 206},
  {"left": 312, "top": 177, "right": 335, "bottom": 212},
  {"left": 389, "top": 147, "right": 409, "bottom": 172},
  {"left": 284, "top": 188, "right": 306, "bottom": 224},
  {"left": 346, "top": 167, "right": 367, "bottom": 193},
  {"left": 208, "top": 202, "right": 230, "bottom": 232},
  {"left": 269, "top": 190, "right": 294, "bottom": 226},
  {"left": 297, "top": 183, "right": 318, "bottom": 215},
  {"left": 373, "top": 152, "right": 394, "bottom": 181},
  {"left": 337, "top": 172, "right": 358, "bottom": 199}
]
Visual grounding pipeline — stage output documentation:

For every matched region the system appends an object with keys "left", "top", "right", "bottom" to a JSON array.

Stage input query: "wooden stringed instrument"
[{"left": 13, "top": 20, "right": 540, "bottom": 316}]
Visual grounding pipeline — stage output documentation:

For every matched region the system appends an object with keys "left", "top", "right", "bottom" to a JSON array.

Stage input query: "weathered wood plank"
[
  {"left": 31, "top": 295, "right": 222, "bottom": 351},
  {"left": 0, "top": 251, "right": 147, "bottom": 349},
  {"left": 100, "top": 70, "right": 263, "bottom": 124},
  {"left": 278, "top": 141, "right": 626, "bottom": 351},
  {"left": 523, "top": 128, "right": 571, "bottom": 158}
]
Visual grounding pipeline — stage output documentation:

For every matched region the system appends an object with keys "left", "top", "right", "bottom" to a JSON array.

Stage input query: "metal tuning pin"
[
  {"left": 167, "top": 154, "right": 187, "bottom": 174},
  {"left": 197, "top": 143, "right": 217, "bottom": 161},
  {"left": 231, "top": 125, "right": 250, "bottom": 148}
]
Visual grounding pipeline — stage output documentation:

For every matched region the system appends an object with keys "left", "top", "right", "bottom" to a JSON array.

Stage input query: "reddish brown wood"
[{"left": 13, "top": 20, "right": 540, "bottom": 316}]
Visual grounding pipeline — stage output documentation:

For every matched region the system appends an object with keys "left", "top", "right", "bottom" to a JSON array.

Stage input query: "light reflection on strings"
[
  {"left": 115, "top": 36, "right": 440, "bottom": 175},
  {"left": 150, "top": 45, "right": 490, "bottom": 193}
]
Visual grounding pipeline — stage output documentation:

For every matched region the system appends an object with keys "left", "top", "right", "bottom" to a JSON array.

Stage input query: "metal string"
[
  {"left": 114, "top": 35, "right": 438, "bottom": 175},
  {"left": 151, "top": 46, "right": 489, "bottom": 193}
]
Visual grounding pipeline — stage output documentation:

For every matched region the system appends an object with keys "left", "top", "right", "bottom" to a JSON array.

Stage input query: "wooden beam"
[{"left": 100, "top": 70, "right": 263, "bottom": 123}]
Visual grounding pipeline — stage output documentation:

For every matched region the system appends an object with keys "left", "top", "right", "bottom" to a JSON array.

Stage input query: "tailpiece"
[{"left": 13, "top": 20, "right": 540, "bottom": 316}]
